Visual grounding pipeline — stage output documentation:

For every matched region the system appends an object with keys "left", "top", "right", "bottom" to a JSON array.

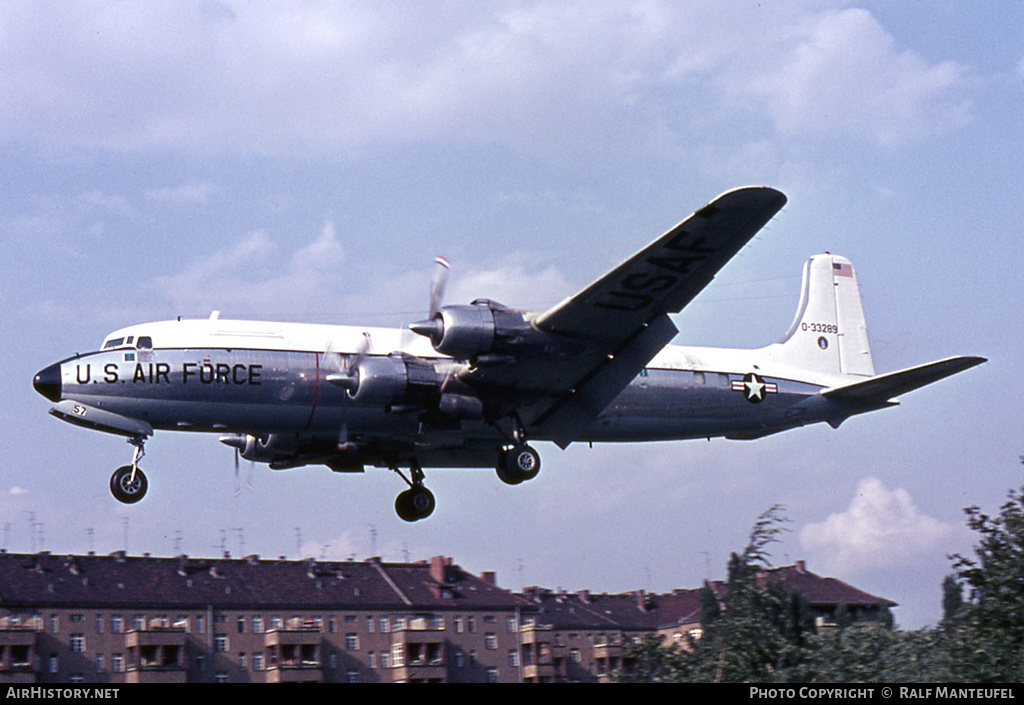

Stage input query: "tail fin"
[{"left": 762, "top": 254, "right": 874, "bottom": 378}]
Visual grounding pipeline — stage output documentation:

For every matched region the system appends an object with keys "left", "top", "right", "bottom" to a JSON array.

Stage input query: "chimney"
[
  {"left": 429, "top": 556, "right": 452, "bottom": 584},
  {"left": 796, "top": 560, "right": 806, "bottom": 573},
  {"left": 481, "top": 571, "right": 496, "bottom": 586}
]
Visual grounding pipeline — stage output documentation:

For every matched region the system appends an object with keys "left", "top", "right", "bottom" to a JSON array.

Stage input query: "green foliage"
[
  {"left": 616, "top": 634, "right": 687, "bottom": 683},
  {"left": 944, "top": 474, "right": 1024, "bottom": 682},
  {"left": 622, "top": 471, "right": 1024, "bottom": 682}
]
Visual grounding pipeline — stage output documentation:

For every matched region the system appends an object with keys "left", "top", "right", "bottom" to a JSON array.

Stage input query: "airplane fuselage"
[{"left": 36, "top": 317, "right": 857, "bottom": 471}]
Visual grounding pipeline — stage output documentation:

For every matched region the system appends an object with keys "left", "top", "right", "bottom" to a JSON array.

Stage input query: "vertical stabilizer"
[{"left": 763, "top": 254, "right": 874, "bottom": 378}]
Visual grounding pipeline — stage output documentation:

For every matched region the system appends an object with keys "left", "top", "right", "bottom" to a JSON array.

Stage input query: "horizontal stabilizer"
[{"left": 821, "top": 356, "right": 986, "bottom": 404}]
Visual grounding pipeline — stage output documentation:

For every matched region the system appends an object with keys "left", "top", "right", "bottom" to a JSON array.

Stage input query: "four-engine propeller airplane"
[{"left": 33, "top": 187, "right": 985, "bottom": 521}]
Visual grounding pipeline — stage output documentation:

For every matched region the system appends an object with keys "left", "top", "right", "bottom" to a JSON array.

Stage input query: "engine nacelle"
[
  {"left": 409, "top": 299, "right": 548, "bottom": 360},
  {"left": 347, "top": 353, "right": 440, "bottom": 410},
  {"left": 235, "top": 434, "right": 300, "bottom": 463}
]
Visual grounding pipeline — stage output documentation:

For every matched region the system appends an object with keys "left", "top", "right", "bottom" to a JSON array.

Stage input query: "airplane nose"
[{"left": 33, "top": 363, "right": 62, "bottom": 402}]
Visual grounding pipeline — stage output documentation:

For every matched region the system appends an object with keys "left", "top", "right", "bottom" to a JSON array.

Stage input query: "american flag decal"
[{"left": 833, "top": 262, "right": 853, "bottom": 277}]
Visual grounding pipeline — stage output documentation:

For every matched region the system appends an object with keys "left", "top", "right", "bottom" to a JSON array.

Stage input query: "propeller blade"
[{"left": 428, "top": 255, "right": 451, "bottom": 319}]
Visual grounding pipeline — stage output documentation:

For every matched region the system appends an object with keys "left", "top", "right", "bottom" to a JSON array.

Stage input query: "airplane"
[{"left": 32, "top": 186, "right": 985, "bottom": 521}]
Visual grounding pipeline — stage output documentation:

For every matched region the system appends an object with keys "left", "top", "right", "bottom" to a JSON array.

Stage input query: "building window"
[
  {"left": 570, "top": 648, "right": 581, "bottom": 663},
  {"left": 239, "top": 653, "right": 246, "bottom": 670},
  {"left": 508, "top": 650, "right": 519, "bottom": 667},
  {"left": 70, "top": 634, "right": 85, "bottom": 653},
  {"left": 432, "top": 615, "right": 445, "bottom": 630},
  {"left": 346, "top": 669, "right": 360, "bottom": 683},
  {"left": 485, "top": 633, "right": 497, "bottom": 650},
  {"left": 94, "top": 615, "right": 103, "bottom": 634},
  {"left": 507, "top": 616, "right": 518, "bottom": 633},
  {"left": 48, "top": 655, "right": 58, "bottom": 673},
  {"left": 367, "top": 652, "right": 376, "bottom": 669},
  {"left": 112, "top": 654, "right": 124, "bottom": 673},
  {"left": 252, "top": 615, "right": 263, "bottom": 633},
  {"left": 237, "top": 616, "right": 245, "bottom": 633},
  {"left": 366, "top": 616, "right": 374, "bottom": 633},
  {"left": 391, "top": 643, "right": 404, "bottom": 668},
  {"left": 252, "top": 652, "right": 264, "bottom": 671},
  {"left": 95, "top": 654, "right": 104, "bottom": 673},
  {"left": 132, "top": 615, "right": 144, "bottom": 631},
  {"left": 486, "top": 667, "right": 499, "bottom": 683},
  {"left": 345, "top": 634, "right": 359, "bottom": 651},
  {"left": 214, "top": 635, "right": 228, "bottom": 653},
  {"left": 111, "top": 616, "right": 123, "bottom": 634},
  {"left": 49, "top": 615, "right": 59, "bottom": 634},
  {"left": 377, "top": 616, "right": 388, "bottom": 633},
  {"left": 454, "top": 616, "right": 463, "bottom": 633}
]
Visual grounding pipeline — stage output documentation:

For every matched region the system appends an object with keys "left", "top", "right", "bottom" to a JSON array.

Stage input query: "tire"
[
  {"left": 497, "top": 444, "right": 540, "bottom": 485},
  {"left": 110, "top": 465, "right": 148, "bottom": 504},
  {"left": 395, "top": 486, "right": 435, "bottom": 522}
]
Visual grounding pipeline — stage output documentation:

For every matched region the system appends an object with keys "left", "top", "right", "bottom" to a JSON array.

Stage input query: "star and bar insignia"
[{"left": 732, "top": 372, "right": 778, "bottom": 403}]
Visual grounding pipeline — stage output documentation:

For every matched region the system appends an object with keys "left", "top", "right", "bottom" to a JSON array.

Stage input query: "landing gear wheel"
[
  {"left": 395, "top": 486, "right": 435, "bottom": 522},
  {"left": 110, "top": 465, "right": 148, "bottom": 504},
  {"left": 497, "top": 444, "right": 541, "bottom": 485}
]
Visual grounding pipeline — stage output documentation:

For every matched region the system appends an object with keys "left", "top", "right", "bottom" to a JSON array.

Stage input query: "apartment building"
[{"left": 0, "top": 551, "right": 894, "bottom": 683}]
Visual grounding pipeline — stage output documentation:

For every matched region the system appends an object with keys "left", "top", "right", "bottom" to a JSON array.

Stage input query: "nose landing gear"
[{"left": 110, "top": 437, "right": 148, "bottom": 504}]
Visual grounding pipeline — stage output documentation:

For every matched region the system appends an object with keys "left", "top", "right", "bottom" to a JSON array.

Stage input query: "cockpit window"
[
  {"left": 137, "top": 336, "right": 153, "bottom": 349},
  {"left": 102, "top": 337, "right": 125, "bottom": 350}
]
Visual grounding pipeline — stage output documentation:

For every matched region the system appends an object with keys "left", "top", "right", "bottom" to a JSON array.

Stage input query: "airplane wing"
[{"left": 461, "top": 186, "right": 788, "bottom": 447}]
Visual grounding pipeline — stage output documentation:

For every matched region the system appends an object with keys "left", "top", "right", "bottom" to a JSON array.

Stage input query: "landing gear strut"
[
  {"left": 392, "top": 462, "right": 435, "bottom": 522},
  {"left": 110, "top": 437, "right": 148, "bottom": 504}
]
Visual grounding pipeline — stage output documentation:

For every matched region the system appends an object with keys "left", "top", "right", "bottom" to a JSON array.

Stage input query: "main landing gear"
[
  {"left": 110, "top": 437, "right": 148, "bottom": 504},
  {"left": 495, "top": 415, "right": 541, "bottom": 485},
  {"left": 392, "top": 462, "right": 435, "bottom": 523}
]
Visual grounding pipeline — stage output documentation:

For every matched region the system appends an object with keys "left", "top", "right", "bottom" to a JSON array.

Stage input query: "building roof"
[
  {"left": 764, "top": 561, "right": 898, "bottom": 609},
  {"left": 0, "top": 551, "right": 530, "bottom": 612}
]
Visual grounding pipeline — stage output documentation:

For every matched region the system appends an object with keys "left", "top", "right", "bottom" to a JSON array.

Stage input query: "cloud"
[
  {"left": 799, "top": 477, "right": 955, "bottom": 574},
  {"left": 0, "top": 2, "right": 972, "bottom": 156},
  {"left": 152, "top": 221, "right": 346, "bottom": 316},
  {"left": 728, "top": 8, "right": 971, "bottom": 144}
]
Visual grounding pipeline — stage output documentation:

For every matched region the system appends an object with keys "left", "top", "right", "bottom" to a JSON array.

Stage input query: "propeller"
[
  {"left": 410, "top": 256, "right": 451, "bottom": 342},
  {"left": 429, "top": 255, "right": 451, "bottom": 319},
  {"left": 325, "top": 332, "right": 372, "bottom": 393}
]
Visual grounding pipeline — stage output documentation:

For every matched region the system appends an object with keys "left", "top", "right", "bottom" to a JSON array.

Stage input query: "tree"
[
  {"left": 674, "top": 504, "right": 814, "bottom": 682},
  {"left": 943, "top": 475, "right": 1024, "bottom": 682}
]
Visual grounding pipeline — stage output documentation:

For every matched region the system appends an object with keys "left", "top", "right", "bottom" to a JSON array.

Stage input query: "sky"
[{"left": 1, "top": 1, "right": 1021, "bottom": 630}]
